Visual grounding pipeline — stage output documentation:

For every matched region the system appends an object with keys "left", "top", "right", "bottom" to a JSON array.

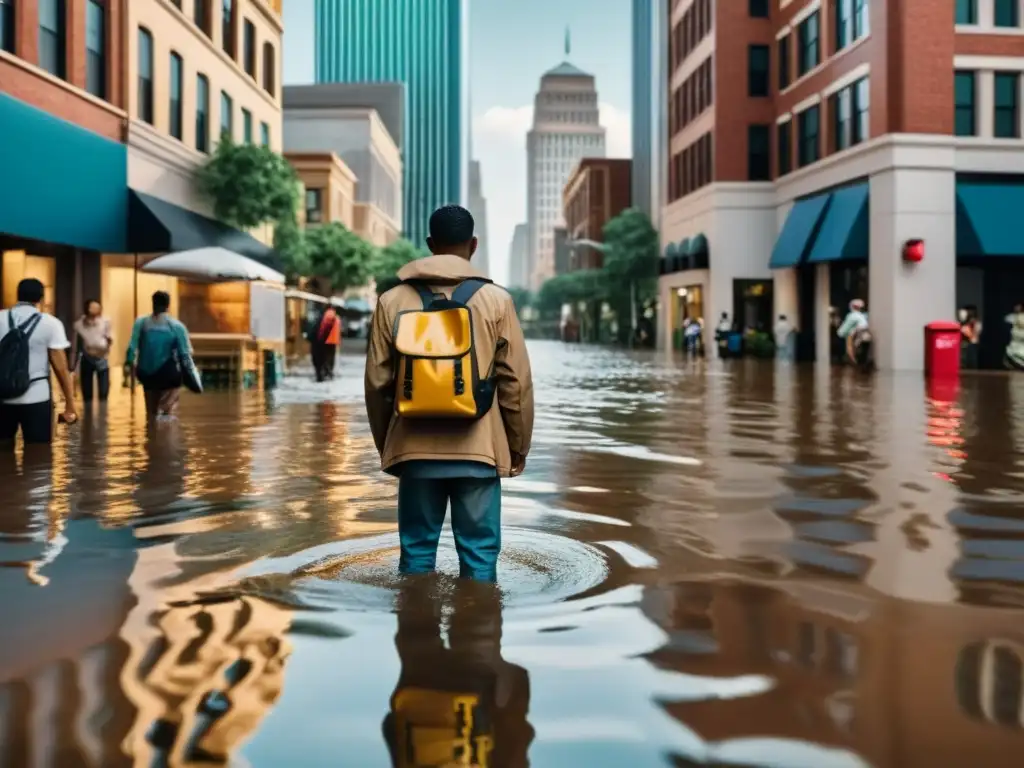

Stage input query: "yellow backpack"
[{"left": 393, "top": 279, "right": 503, "bottom": 420}]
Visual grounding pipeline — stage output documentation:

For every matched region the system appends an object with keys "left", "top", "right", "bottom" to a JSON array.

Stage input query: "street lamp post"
[{"left": 564, "top": 238, "right": 636, "bottom": 346}]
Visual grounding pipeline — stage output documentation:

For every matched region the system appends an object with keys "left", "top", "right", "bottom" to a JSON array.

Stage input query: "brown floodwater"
[{"left": 2, "top": 342, "right": 1024, "bottom": 767}]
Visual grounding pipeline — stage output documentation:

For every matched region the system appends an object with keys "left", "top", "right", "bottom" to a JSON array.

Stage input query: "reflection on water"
[{"left": 3, "top": 343, "right": 1024, "bottom": 765}]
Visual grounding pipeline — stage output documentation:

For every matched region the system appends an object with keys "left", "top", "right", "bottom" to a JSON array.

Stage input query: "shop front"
[
  {"left": 0, "top": 93, "right": 127, "bottom": 331},
  {"left": 658, "top": 235, "right": 710, "bottom": 351}
]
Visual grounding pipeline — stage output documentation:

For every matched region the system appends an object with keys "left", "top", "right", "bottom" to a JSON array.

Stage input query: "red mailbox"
[{"left": 924, "top": 321, "right": 961, "bottom": 379}]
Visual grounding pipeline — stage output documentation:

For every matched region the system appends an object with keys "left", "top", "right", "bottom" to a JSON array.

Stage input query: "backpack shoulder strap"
[
  {"left": 451, "top": 278, "right": 492, "bottom": 306},
  {"left": 402, "top": 280, "right": 437, "bottom": 309},
  {"left": 18, "top": 313, "right": 43, "bottom": 338}
]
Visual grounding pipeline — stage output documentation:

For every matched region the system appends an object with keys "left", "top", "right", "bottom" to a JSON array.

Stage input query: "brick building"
[
  {"left": 562, "top": 158, "right": 632, "bottom": 271},
  {"left": 657, "top": 0, "right": 1024, "bottom": 370}
]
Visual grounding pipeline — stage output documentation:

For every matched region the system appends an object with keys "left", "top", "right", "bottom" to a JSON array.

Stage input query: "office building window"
[
  {"left": 837, "top": 0, "right": 869, "bottom": 48},
  {"left": 797, "top": 105, "right": 820, "bottom": 167},
  {"left": 749, "top": 0, "right": 768, "bottom": 17},
  {"left": 138, "top": 27, "right": 154, "bottom": 124},
  {"left": 777, "top": 120, "right": 792, "bottom": 176},
  {"left": 85, "top": 0, "right": 106, "bottom": 98},
  {"left": 832, "top": 87, "right": 852, "bottom": 151},
  {"left": 194, "top": 0, "right": 211, "bottom": 35},
  {"left": 854, "top": 0, "right": 869, "bottom": 37},
  {"left": 170, "top": 51, "right": 183, "bottom": 140},
  {"left": 778, "top": 35, "right": 790, "bottom": 90},
  {"left": 955, "top": 70, "right": 976, "bottom": 136},
  {"left": 797, "top": 11, "right": 819, "bottom": 76},
  {"left": 263, "top": 42, "right": 276, "bottom": 95},
  {"left": 242, "top": 108, "right": 252, "bottom": 142},
  {"left": 748, "top": 125, "right": 771, "bottom": 180},
  {"left": 222, "top": 0, "right": 234, "bottom": 57},
  {"left": 38, "top": 0, "right": 66, "bottom": 78},
  {"left": 0, "top": 0, "right": 14, "bottom": 54},
  {"left": 995, "top": 0, "right": 1019, "bottom": 26},
  {"left": 260, "top": 122, "right": 270, "bottom": 147},
  {"left": 305, "top": 189, "right": 323, "bottom": 223},
  {"left": 995, "top": 72, "right": 1020, "bottom": 138},
  {"left": 748, "top": 45, "right": 770, "bottom": 96},
  {"left": 196, "top": 74, "right": 210, "bottom": 152},
  {"left": 854, "top": 77, "right": 869, "bottom": 143},
  {"left": 220, "top": 91, "right": 233, "bottom": 138},
  {"left": 243, "top": 19, "right": 256, "bottom": 77},
  {"left": 956, "top": 0, "right": 977, "bottom": 23}
]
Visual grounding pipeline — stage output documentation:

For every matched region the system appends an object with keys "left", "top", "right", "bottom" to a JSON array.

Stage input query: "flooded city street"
[{"left": 3, "top": 341, "right": 1024, "bottom": 767}]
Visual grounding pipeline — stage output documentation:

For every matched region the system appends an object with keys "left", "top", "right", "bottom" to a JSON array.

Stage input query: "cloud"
[{"left": 472, "top": 103, "right": 632, "bottom": 284}]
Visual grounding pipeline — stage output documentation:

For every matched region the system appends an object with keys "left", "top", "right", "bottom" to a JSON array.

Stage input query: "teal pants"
[{"left": 397, "top": 475, "right": 502, "bottom": 582}]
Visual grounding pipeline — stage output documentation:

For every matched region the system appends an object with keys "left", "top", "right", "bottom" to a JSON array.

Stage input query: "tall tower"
[
  {"left": 314, "top": 0, "right": 470, "bottom": 246},
  {"left": 631, "top": 0, "right": 668, "bottom": 224},
  {"left": 526, "top": 31, "right": 606, "bottom": 290},
  {"left": 468, "top": 160, "right": 490, "bottom": 278},
  {"left": 508, "top": 223, "right": 529, "bottom": 289}
]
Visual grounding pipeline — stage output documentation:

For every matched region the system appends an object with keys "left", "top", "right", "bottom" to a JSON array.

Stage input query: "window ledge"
[
  {"left": 956, "top": 24, "right": 1024, "bottom": 36},
  {"left": 780, "top": 34, "right": 870, "bottom": 98},
  {"left": 0, "top": 50, "right": 127, "bottom": 120}
]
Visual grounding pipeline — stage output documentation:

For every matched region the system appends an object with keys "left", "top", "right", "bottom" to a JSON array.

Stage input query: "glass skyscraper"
[
  {"left": 315, "top": 0, "right": 470, "bottom": 246},
  {"left": 631, "top": 0, "right": 667, "bottom": 225}
]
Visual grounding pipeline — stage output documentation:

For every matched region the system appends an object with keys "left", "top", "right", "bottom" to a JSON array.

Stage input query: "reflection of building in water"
[
  {"left": 643, "top": 577, "right": 1024, "bottom": 766},
  {"left": 118, "top": 592, "right": 291, "bottom": 764}
]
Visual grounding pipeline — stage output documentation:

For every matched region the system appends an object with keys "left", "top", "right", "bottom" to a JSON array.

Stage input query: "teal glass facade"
[{"left": 315, "top": 0, "right": 469, "bottom": 246}]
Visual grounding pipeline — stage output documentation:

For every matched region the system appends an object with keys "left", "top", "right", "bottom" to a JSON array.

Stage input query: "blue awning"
[
  {"left": 805, "top": 183, "right": 869, "bottom": 263},
  {"left": 769, "top": 193, "right": 832, "bottom": 269},
  {"left": 956, "top": 181, "right": 1024, "bottom": 257}
]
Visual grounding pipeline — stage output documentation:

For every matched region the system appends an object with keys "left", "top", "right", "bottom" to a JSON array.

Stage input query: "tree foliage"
[
  {"left": 305, "top": 223, "right": 376, "bottom": 294},
  {"left": 196, "top": 136, "right": 301, "bottom": 229},
  {"left": 602, "top": 207, "right": 660, "bottom": 287},
  {"left": 272, "top": 214, "right": 309, "bottom": 282},
  {"left": 372, "top": 238, "right": 428, "bottom": 294},
  {"left": 506, "top": 287, "right": 532, "bottom": 315},
  {"left": 535, "top": 270, "right": 607, "bottom": 314}
]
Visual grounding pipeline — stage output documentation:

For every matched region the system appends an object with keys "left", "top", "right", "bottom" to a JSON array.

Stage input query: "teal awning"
[
  {"left": 956, "top": 181, "right": 1024, "bottom": 257},
  {"left": 0, "top": 93, "right": 127, "bottom": 252},
  {"left": 769, "top": 193, "right": 832, "bottom": 268},
  {"left": 688, "top": 233, "right": 708, "bottom": 256},
  {"left": 806, "top": 183, "right": 869, "bottom": 263}
]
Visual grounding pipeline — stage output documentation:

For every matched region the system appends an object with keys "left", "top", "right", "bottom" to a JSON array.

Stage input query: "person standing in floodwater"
[
  {"left": 72, "top": 299, "right": 113, "bottom": 402},
  {"left": 126, "top": 291, "right": 193, "bottom": 421},
  {"left": 364, "top": 205, "right": 535, "bottom": 582}
]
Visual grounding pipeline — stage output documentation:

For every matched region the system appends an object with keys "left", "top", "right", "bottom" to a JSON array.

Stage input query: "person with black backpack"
[{"left": 0, "top": 278, "right": 78, "bottom": 448}]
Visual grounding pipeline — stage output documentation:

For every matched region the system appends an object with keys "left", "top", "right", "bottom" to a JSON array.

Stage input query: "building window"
[
  {"left": 778, "top": 35, "right": 790, "bottom": 90},
  {"left": 995, "top": 72, "right": 1020, "bottom": 138},
  {"left": 222, "top": 0, "right": 235, "bottom": 57},
  {"left": 956, "top": 0, "right": 977, "bottom": 24},
  {"left": 263, "top": 42, "right": 276, "bottom": 95},
  {"left": 260, "top": 122, "right": 270, "bottom": 147},
  {"left": 955, "top": 70, "right": 977, "bottom": 136},
  {"left": 777, "top": 120, "right": 792, "bottom": 176},
  {"left": 748, "top": 45, "right": 770, "bottom": 97},
  {"left": 995, "top": 0, "right": 1019, "bottom": 27},
  {"left": 196, "top": 73, "right": 210, "bottom": 152},
  {"left": 0, "top": 0, "right": 13, "bottom": 54},
  {"left": 243, "top": 19, "right": 256, "bottom": 77},
  {"left": 305, "top": 189, "right": 323, "bottom": 223},
  {"left": 138, "top": 27, "right": 154, "bottom": 124},
  {"left": 220, "top": 91, "right": 233, "bottom": 138},
  {"left": 797, "top": 105, "right": 820, "bottom": 167},
  {"left": 854, "top": 77, "right": 869, "bottom": 143},
  {"left": 832, "top": 87, "right": 852, "bottom": 151},
  {"left": 854, "top": 0, "right": 869, "bottom": 38},
  {"left": 242, "top": 108, "right": 252, "bottom": 142},
  {"left": 749, "top": 0, "right": 768, "bottom": 17},
  {"left": 797, "top": 11, "right": 820, "bottom": 77},
  {"left": 38, "top": 0, "right": 66, "bottom": 79},
  {"left": 836, "top": 0, "right": 869, "bottom": 48},
  {"left": 194, "top": 0, "right": 211, "bottom": 35},
  {"left": 169, "top": 52, "right": 183, "bottom": 140},
  {"left": 748, "top": 125, "right": 771, "bottom": 180},
  {"left": 85, "top": 0, "right": 106, "bottom": 99}
]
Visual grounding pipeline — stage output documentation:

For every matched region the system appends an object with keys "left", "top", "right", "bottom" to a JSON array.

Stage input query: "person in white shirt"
[
  {"left": 72, "top": 298, "right": 113, "bottom": 402},
  {"left": 0, "top": 279, "right": 78, "bottom": 448},
  {"left": 774, "top": 314, "right": 794, "bottom": 360}
]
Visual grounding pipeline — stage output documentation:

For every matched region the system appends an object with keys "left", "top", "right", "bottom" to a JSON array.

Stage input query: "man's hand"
[
  {"left": 59, "top": 406, "right": 78, "bottom": 425},
  {"left": 510, "top": 452, "right": 526, "bottom": 477}
]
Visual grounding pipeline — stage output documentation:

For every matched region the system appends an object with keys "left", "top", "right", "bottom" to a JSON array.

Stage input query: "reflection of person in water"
[{"left": 383, "top": 580, "right": 533, "bottom": 767}]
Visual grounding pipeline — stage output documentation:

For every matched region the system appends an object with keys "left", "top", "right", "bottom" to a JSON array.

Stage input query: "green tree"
[
  {"left": 601, "top": 208, "right": 660, "bottom": 342},
  {"left": 506, "top": 287, "right": 532, "bottom": 315},
  {"left": 372, "top": 238, "right": 427, "bottom": 294},
  {"left": 196, "top": 136, "right": 301, "bottom": 230},
  {"left": 272, "top": 214, "right": 309, "bottom": 281},
  {"left": 305, "top": 223, "right": 376, "bottom": 293}
]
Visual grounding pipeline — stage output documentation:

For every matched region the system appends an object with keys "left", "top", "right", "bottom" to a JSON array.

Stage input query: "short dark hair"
[
  {"left": 428, "top": 204, "right": 475, "bottom": 246},
  {"left": 152, "top": 291, "right": 171, "bottom": 313},
  {"left": 17, "top": 279, "right": 44, "bottom": 304},
  {"left": 84, "top": 298, "right": 100, "bottom": 313}
]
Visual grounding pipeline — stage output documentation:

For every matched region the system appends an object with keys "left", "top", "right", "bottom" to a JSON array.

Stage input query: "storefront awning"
[
  {"left": 956, "top": 181, "right": 1024, "bottom": 257},
  {"left": 805, "top": 183, "right": 869, "bottom": 263},
  {"left": 127, "top": 190, "right": 282, "bottom": 269},
  {"left": 769, "top": 193, "right": 832, "bottom": 269},
  {"left": 687, "top": 233, "right": 708, "bottom": 257}
]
